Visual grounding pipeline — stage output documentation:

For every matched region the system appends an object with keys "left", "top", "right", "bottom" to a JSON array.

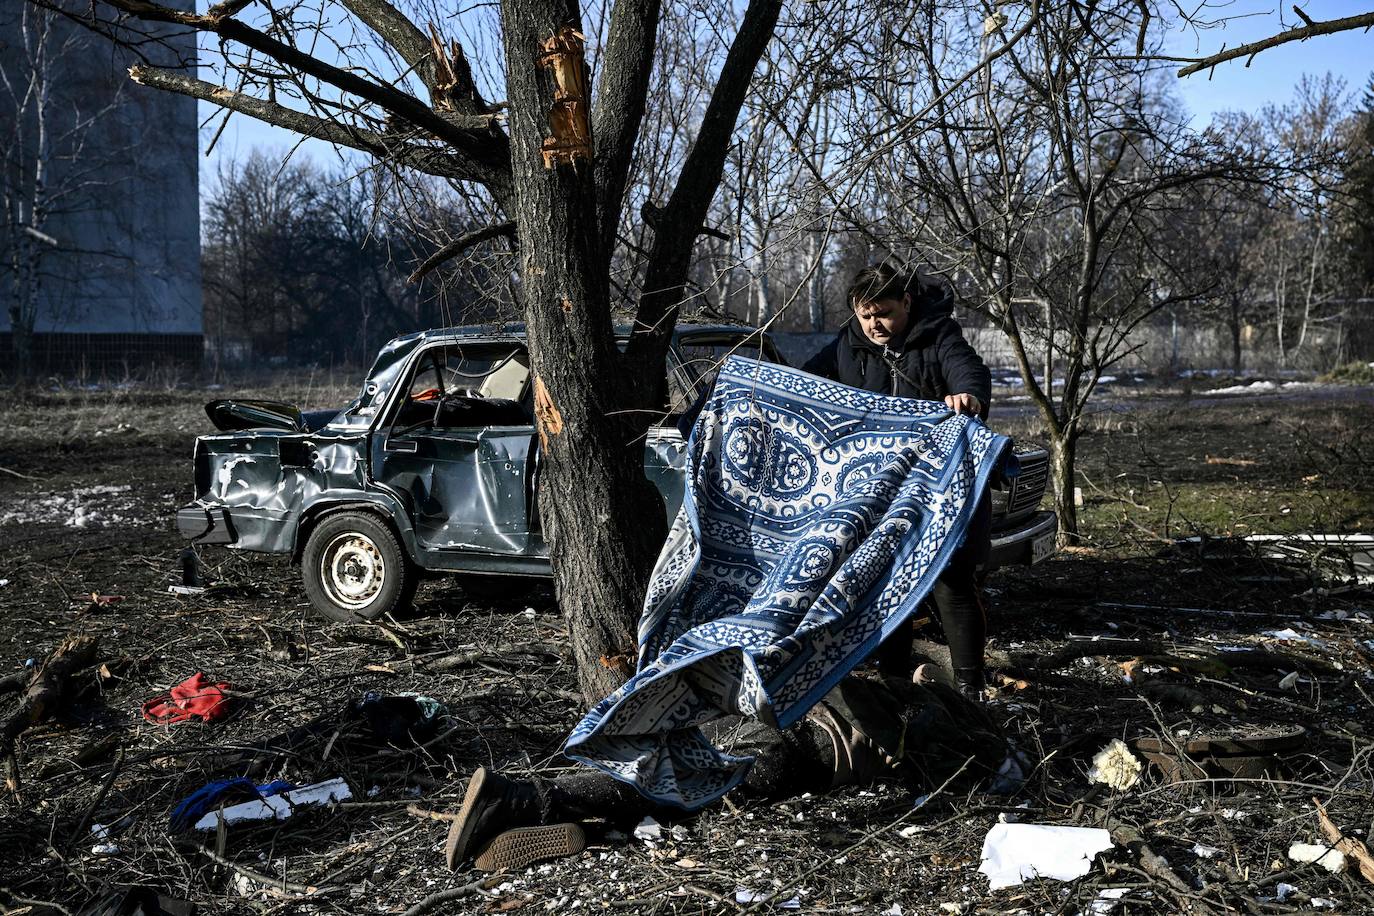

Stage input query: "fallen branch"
[
  {"left": 66, "top": 748, "right": 124, "bottom": 851},
  {"left": 420, "top": 642, "right": 563, "bottom": 673},
  {"left": 400, "top": 876, "right": 502, "bottom": 916},
  {"left": 1, "top": 635, "right": 101, "bottom": 796},
  {"left": 1313, "top": 797, "right": 1374, "bottom": 884},
  {"left": 183, "top": 840, "right": 342, "bottom": 897}
]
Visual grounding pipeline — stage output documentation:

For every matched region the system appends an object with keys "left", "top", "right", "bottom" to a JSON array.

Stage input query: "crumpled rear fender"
[{"left": 190, "top": 431, "right": 417, "bottom": 559}]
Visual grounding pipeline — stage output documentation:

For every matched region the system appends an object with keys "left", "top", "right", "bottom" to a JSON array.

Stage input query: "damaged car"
[{"left": 178, "top": 324, "right": 1058, "bottom": 621}]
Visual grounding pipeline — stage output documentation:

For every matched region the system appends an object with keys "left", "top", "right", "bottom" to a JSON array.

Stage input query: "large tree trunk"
[{"left": 500, "top": 0, "right": 668, "bottom": 705}]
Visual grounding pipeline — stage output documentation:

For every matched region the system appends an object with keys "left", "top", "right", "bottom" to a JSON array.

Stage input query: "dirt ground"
[{"left": 1, "top": 379, "right": 1372, "bottom": 915}]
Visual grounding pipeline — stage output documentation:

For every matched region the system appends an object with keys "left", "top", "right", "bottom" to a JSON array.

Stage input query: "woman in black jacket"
[{"left": 802, "top": 263, "right": 992, "bottom": 700}]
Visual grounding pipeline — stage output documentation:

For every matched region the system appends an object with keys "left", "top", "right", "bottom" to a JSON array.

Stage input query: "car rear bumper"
[
  {"left": 984, "top": 510, "right": 1057, "bottom": 570},
  {"left": 177, "top": 503, "right": 238, "bottom": 544}
]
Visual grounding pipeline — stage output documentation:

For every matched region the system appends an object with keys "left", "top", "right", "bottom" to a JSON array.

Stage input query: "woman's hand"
[{"left": 944, "top": 392, "right": 982, "bottom": 416}]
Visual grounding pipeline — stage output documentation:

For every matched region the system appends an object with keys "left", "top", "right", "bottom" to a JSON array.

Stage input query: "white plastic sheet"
[
  {"left": 978, "top": 823, "right": 1114, "bottom": 889},
  {"left": 193, "top": 777, "right": 351, "bottom": 830}
]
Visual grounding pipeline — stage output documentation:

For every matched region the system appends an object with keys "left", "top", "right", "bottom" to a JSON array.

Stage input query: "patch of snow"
[{"left": 0, "top": 485, "right": 140, "bottom": 529}]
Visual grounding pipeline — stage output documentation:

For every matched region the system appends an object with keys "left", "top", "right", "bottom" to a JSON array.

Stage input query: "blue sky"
[
  {"left": 196, "top": 2, "right": 1374, "bottom": 181},
  {"left": 1167, "top": 3, "right": 1373, "bottom": 122}
]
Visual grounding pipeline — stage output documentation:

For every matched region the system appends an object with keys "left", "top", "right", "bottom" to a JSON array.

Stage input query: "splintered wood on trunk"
[
  {"left": 500, "top": 0, "right": 668, "bottom": 706},
  {"left": 1, "top": 635, "right": 101, "bottom": 794},
  {"left": 537, "top": 26, "right": 591, "bottom": 168}
]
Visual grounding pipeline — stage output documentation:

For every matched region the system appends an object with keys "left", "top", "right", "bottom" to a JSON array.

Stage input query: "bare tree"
[
  {"left": 42, "top": 0, "right": 783, "bottom": 703},
  {"left": 805, "top": 0, "right": 1283, "bottom": 540}
]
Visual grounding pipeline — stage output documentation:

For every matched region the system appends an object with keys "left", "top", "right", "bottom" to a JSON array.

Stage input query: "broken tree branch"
[
  {"left": 128, "top": 67, "right": 490, "bottom": 184},
  {"left": 182, "top": 840, "right": 342, "bottom": 896},
  {"left": 407, "top": 221, "right": 516, "bottom": 283},
  {"left": 1, "top": 635, "right": 100, "bottom": 796},
  {"left": 1177, "top": 10, "right": 1374, "bottom": 77},
  {"left": 1313, "top": 797, "right": 1374, "bottom": 884}
]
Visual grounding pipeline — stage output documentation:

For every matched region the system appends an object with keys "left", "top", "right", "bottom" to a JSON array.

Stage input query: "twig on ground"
[
  {"left": 65, "top": 747, "right": 124, "bottom": 851},
  {"left": 400, "top": 876, "right": 503, "bottom": 916},
  {"left": 182, "top": 840, "right": 342, "bottom": 897}
]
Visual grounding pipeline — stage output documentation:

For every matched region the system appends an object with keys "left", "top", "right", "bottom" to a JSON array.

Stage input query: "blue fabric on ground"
[
  {"left": 565, "top": 356, "right": 1015, "bottom": 809},
  {"left": 168, "top": 778, "right": 294, "bottom": 832}
]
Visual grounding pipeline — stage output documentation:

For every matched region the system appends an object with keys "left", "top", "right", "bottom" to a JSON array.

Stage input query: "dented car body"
[{"left": 178, "top": 323, "right": 1057, "bottom": 620}]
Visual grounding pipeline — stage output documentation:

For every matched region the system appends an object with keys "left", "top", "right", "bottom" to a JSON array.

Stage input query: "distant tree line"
[{"left": 201, "top": 150, "right": 513, "bottom": 371}]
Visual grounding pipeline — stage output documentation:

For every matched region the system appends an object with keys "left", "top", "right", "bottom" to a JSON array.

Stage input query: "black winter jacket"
[{"left": 802, "top": 283, "right": 991, "bottom": 415}]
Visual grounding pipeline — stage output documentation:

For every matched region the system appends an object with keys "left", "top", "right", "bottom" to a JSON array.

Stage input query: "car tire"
[{"left": 302, "top": 511, "right": 417, "bottom": 622}]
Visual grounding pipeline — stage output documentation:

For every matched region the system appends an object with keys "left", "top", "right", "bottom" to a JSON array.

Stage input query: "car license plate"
[{"left": 1031, "top": 530, "right": 1056, "bottom": 565}]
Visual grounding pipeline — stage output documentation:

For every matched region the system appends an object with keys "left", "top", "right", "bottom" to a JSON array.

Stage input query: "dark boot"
[
  {"left": 445, "top": 767, "right": 549, "bottom": 868},
  {"left": 954, "top": 667, "right": 986, "bottom": 704}
]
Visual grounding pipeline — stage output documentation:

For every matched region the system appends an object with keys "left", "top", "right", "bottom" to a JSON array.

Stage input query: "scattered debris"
[
  {"left": 192, "top": 777, "right": 351, "bottom": 830},
  {"left": 141, "top": 672, "right": 232, "bottom": 725},
  {"left": 169, "top": 778, "right": 293, "bottom": 831},
  {"left": 1087, "top": 739, "right": 1142, "bottom": 791},
  {"left": 734, "top": 888, "right": 799, "bottom": 908},
  {"left": 1313, "top": 797, "right": 1374, "bottom": 884},
  {"left": 633, "top": 816, "right": 662, "bottom": 841},
  {"left": 351, "top": 692, "right": 447, "bottom": 744},
  {"left": 1086, "top": 887, "right": 1131, "bottom": 914},
  {"left": 167, "top": 585, "right": 206, "bottom": 596},
  {"left": 977, "top": 823, "right": 1113, "bottom": 889},
  {"left": 1289, "top": 842, "right": 1347, "bottom": 874}
]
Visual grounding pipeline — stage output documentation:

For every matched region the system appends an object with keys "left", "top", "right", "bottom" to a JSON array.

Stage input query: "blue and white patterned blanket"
[{"left": 564, "top": 356, "right": 1014, "bottom": 809}]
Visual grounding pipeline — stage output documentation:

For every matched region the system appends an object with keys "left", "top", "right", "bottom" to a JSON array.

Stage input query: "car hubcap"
[{"left": 321, "top": 532, "right": 385, "bottom": 609}]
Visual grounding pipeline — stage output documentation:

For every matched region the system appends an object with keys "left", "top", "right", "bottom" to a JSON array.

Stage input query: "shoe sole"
[
  {"left": 474, "top": 823, "right": 585, "bottom": 872},
  {"left": 445, "top": 767, "right": 490, "bottom": 869}
]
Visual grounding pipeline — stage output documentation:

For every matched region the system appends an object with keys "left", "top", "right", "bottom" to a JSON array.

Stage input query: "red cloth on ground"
[{"left": 142, "top": 672, "right": 231, "bottom": 724}]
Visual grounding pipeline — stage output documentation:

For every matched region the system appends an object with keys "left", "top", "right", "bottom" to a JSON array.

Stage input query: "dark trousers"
[
  {"left": 876, "top": 493, "right": 990, "bottom": 682},
  {"left": 544, "top": 719, "right": 835, "bottom": 828}
]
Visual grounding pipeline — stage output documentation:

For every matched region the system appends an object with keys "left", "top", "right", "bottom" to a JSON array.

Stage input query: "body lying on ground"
[{"left": 446, "top": 670, "right": 1021, "bottom": 871}]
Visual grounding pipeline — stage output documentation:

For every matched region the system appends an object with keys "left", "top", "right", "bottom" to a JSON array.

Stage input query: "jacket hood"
[{"left": 843, "top": 280, "right": 956, "bottom": 352}]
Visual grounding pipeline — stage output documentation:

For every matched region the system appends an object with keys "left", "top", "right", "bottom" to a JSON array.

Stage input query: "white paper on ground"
[
  {"left": 633, "top": 816, "right": 662, "bottom": 841},
  {"left": 733, "top": 889, "right": 799, "bottom": 908},
  {"left": 193, "top": 777, "right": 351, "bottom": 830},
  {"left": 1086, "top": 887, "right": 1131, "bottom": 915},
  {"left": 978, "top": 823, "right": 1114, "bottom": 889}
]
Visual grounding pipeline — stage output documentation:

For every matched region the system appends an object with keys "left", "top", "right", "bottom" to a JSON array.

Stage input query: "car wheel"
[{"left": 302, "top": 511, "right": 417, "bottom": 622}]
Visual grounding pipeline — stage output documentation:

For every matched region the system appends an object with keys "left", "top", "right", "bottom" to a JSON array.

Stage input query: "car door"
[{"left": 371, "top": 342, "right": 539, "bottom": 556}]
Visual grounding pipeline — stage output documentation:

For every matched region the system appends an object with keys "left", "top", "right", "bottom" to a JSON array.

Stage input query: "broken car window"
[{"left": 393, "top": 344, "right": 533, "bottom": 431}]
